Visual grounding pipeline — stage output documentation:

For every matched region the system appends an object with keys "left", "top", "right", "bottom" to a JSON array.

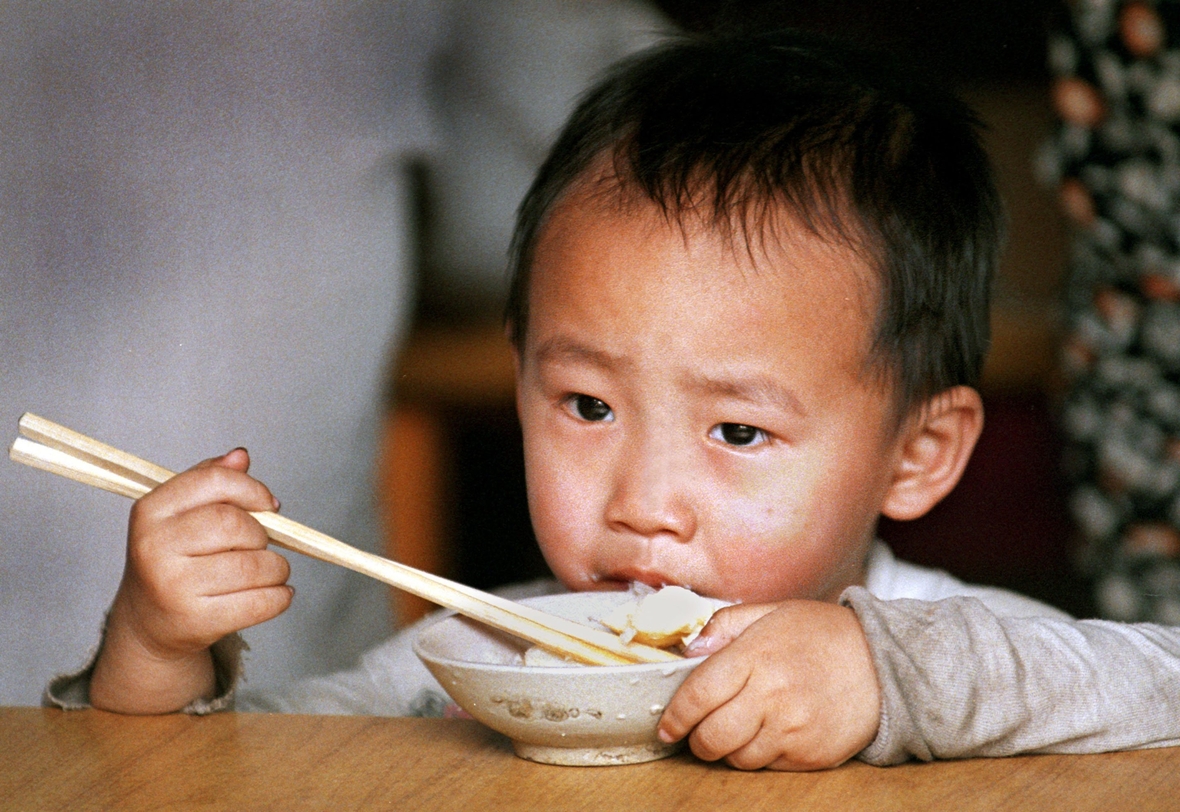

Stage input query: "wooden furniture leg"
[{"left": 379, "top": 405, "right": 452, "bottom": 625}]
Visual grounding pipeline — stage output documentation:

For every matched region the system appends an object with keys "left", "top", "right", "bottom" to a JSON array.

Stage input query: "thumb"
[
  {"left": 683, "top": 602, "right": 778, "bottom": 657},
  {"left": 194, "top": 447, "right": 251, "bottom": 473},
  {"left": 217, "top": 447, "right": 251, "bottom": 472}
]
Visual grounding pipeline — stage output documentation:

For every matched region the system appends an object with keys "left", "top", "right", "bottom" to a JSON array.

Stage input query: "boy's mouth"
[{"left": 595, "top": 567, "right": 680, "bottom": 592}]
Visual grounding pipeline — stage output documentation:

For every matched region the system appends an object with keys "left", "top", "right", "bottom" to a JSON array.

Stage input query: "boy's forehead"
[
  {"left": 529, "top": 180, "right": 884, "bottom": 378},
  {"left": 535, "top": 174, "right": 882, "bottom": 319}
]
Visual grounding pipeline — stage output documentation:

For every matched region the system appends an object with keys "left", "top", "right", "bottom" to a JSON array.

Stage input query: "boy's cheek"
[{"left": 527, "top": 478, "right": 601, "bottom": 588}]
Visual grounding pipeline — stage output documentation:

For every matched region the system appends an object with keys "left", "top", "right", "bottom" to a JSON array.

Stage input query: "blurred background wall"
[{"left": 0, "top": 0, "right": 444, "bottom": 705}]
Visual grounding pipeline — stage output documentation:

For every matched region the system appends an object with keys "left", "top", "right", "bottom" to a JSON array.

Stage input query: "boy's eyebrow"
[
  {"left": 533, "top": 337, "right": 628, "bottom": 371},
  {"left": 684, "top": 372, "right": 809, "bottom": 418},
  {"left": 533, "top": 337, "right": 807, "bottom": 417}
]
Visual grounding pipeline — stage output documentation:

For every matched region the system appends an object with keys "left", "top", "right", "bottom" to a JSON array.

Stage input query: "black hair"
[{"left": 505, "top": 28, "right": 1004, "bottom": 415}]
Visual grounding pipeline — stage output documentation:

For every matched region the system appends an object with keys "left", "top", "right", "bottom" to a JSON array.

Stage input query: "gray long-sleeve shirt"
[{"left": 844, "top": 588, "right": 1180, "bottom": 765}]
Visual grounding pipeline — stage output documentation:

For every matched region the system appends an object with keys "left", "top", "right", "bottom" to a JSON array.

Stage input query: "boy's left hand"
[{"left": 657, "top": 601, "right": 881, "bottom": 771}]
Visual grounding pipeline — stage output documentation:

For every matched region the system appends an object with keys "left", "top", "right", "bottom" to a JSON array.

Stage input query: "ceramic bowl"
[{"left": 413, "top": 591, "right": 705, "bottom": 766}]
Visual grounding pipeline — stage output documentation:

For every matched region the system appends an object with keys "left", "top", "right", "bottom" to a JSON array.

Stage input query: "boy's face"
[{"left": 514, "top": 186, "right": 909, "bottom": 604}]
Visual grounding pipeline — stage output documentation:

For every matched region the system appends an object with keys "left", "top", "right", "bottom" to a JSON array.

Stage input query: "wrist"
[{"left": 89, "top": 615, "right": 216, "bottom": 714}]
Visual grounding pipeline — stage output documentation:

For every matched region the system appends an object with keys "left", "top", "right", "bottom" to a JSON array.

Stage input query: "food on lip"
[{"left": 601, "top": 584, "right": 722, "bottom": 650}]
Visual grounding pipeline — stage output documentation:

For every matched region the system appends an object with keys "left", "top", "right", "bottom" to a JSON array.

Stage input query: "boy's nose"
[{"left": 603, "top": 438, "right": 697, "bottom": 542}]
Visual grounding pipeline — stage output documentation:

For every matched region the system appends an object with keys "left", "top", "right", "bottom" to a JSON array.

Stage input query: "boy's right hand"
[
  {"left": 657, "top": 600, "right": 881, "bottom": 771},
  {"left": 89, "top": 449, "right": 293, "bottom": 714}
]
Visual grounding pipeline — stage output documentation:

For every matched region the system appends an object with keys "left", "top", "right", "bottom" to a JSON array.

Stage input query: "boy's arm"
[
  {"left": 843, "top": 588, "right": 1180, "bottom": 765},
  {"left": 660, "top": 588, "right": 1180, "bottom": 770},
  {"left": 86, "top": 450, "right": 293, "bottom": 715}
]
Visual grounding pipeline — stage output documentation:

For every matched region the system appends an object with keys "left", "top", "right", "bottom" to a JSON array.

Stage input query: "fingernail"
[
  {"left": 683, "top": 637, "right": 719, "bottom": 658},
  {"left": 271, "top": 495, "right": 281, "bottom": 511},
  {"left": 657, "top": 727, "right": 675, "bottom": 743}
]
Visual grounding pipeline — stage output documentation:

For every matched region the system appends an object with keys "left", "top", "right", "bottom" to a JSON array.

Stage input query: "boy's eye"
[
  {"left": 569, "top": 394, "right": 614, "bottom": 422},
  {"left": 710, "top": 422, "right": 768, "bottom": 447}
]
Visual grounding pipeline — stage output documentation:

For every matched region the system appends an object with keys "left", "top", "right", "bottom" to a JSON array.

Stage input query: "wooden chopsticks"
[{"left": 9, "top": 413, "right": 680, "bottom": 666}]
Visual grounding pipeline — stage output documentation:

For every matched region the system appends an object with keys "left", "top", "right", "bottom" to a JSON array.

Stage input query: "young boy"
[{"left": 50, "top": 29, "right": 1180, "bottom": 769}]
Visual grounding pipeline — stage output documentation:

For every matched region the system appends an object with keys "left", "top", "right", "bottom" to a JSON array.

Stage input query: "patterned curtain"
[{"left": 1048, "top": 0, "right": 1180, "bottom": 623}]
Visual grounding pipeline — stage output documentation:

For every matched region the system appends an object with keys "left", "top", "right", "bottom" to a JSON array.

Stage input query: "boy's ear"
[{"left": 880, "top": 386, "right": 984, "bottom": 522}]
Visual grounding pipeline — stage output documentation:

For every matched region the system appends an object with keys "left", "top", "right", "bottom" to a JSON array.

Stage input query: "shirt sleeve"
[
  {"left": 43, "top": 616, "right": 246, "bottom": 716},
  {"left": 842, "top": 587, "right": 1180, "bottom": 765},
  {"left": 235, "top": 613, "right": 452, "bottom": 717},
  {"left": 40, "top": 612, "right": 437, "bottom": 718}
]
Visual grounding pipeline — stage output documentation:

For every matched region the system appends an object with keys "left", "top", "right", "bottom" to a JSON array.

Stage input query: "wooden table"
[{"left": 4, "top": 708, "right": 1180, "bottom": 811}]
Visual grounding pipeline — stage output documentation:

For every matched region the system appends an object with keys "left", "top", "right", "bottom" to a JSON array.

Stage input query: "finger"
[
  {"left": 683, "top": 603, "right": 778, "bottom": 657},
  {"left": 694, "top": 693, "right": 845, "bottom": 771},
  {"left": 686, "top": 698, "right": 765, "bottom": 764},
  {"left": 763, "top": 747, "right": 854, "bottom": 772},
  {"left": 724, "top": 735, "right": 780, "bottom": 772},
  {"left": 136, "top": 461, "right": 279, "bottom": 524},
  {"left": 197, "top": 584, "right": 295, "bottom": 636},
  {"left": 716, "top": 713, "right": 822, "bottom": 771},
  {"left": 181, "top": 456, "right": 278, "bottom": 512},
  {"left": 193, "top": 447, "right": 252, "bottom": 474},
  {"left": 755, "top": 720, "right": 863, "bottom": 772},
  {"left": 148, "top": 501, "right": 273, "bottom": 557},
  {"left": 658, "top": 648, "right": 751, "bottom": 743},
  {"left": 189, "top": 549, "right": 292, "bottom": 598}
]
